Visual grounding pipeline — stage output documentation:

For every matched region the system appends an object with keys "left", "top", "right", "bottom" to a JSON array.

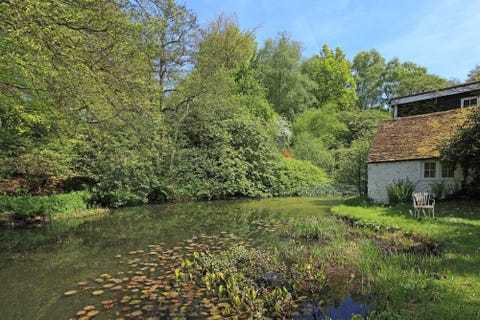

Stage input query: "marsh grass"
[{"left": 332, "top": 198, "right": 480, "bottom": 319}]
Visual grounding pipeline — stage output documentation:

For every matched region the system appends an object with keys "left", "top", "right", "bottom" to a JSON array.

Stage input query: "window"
[
  {"left": 461, "top": 96, "right": 479, "bottom": 108},
  {"left": 441, "top": 163, "right": 455, "bottom": 178},
  {"left": 424, "top": 162, "right": 436, "bottom": 178}
]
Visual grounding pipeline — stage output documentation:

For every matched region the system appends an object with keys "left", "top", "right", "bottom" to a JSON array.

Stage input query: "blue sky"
[{"left": 182, "top": 0, "right": 480, "bottom": 82}]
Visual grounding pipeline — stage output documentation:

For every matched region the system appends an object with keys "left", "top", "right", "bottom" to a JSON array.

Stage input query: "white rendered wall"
[{"left": 367, "top": 160, "right": 462, "bottom": 204}]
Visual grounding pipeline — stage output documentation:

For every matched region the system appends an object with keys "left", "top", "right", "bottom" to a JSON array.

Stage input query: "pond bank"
[{"left": 331, "top": 198, "right": 480, "bottom": 319}]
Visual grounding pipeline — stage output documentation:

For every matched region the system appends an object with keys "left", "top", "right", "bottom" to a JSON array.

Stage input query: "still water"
[{"left": 0, "top": 198, "right": 368, "bottom": 319}]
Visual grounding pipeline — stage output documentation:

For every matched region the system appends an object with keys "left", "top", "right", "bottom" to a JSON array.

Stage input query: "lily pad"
[
  {"left": 130, "top": 310, "right": 143, "bottom": 316},
  {"left": 86, "top": 309, "right": 100, "bottom": 317},
  {"left": 63, "top": 290, "right": 78, "bottom": 296},
  {"left": 83, "top": 305, "right": 96, "bottom": 311}
]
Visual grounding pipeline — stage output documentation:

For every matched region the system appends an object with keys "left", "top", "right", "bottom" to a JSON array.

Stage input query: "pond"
[{"left": 0, "top": 197, "right": 369, "bottom": 319}]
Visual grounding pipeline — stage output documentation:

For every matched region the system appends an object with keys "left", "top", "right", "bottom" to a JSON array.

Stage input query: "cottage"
[
  {"left": 367, "top": 109, "right": 473, "bottom": 203},
  {"left": 367, "top": 82, "right": 480, "bottom": 204}
]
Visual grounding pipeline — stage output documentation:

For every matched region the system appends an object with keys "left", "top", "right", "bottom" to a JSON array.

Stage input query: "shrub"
[
  {"left": 0, "top": 192, "right": 88, "bottom": 221},
  {"left": 387, "top": 178, "right": 416, "bottom": 205},
  {"left": 269, "top": 158, "right": 331, "bottom": 197}
]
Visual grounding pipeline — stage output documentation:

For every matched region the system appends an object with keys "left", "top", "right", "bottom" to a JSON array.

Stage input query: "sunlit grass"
[{"left": 332, "top": 198, "right": 480, "bottom": 319}]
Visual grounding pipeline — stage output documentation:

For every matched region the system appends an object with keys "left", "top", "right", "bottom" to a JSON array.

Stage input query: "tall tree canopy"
[
  {"left": 352, "top": 49, "right": 386, "bottom": 109},
  {"left": 258, "top": 32, "right": 316, "bottom": 120},
  {"left": 383, "top": 58, "right": 452, "bottom": 99},
  {"left": 466, "top": 65, "right": 480, "bottom": 83},
  {"left": 301, "top": 45, "right": 356, "bottom": 110}
]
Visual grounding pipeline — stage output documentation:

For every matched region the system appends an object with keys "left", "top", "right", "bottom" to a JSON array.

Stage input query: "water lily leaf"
[
  {"left": 142, "top": 304, "right": 154, "bottom": 312},
  {"left": 111, "top": 285, "right": 123, "bottom": 291},
  {"left": 129, "top": 299, "right": 142, "bottom": 305},
  {"left": 83, "top": 305, "right": 96, "bottom": 311},
  {"left": 86, "top": 309, "right": 100, "bottom": 317},
  {"left": 92, "top": 290, "right": 104, "bottom": 296},
  {"left": 130, "top": 310, "right": 143, "bottom": 317},
  {"left": 63, "top": 290, "right": 78, "bottom": 296},
  {"left": 75, "top": 310, "right": 87, "bottom": 316}
]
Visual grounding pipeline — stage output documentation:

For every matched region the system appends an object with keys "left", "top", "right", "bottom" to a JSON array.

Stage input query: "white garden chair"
[{"left": 411, "top": 192, "right": 435, "bottom": 218}]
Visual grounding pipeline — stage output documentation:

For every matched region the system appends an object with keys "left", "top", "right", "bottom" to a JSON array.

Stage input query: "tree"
[
  {"left": 0, "top": 0, "right": 157, "bottom": 189},
  {"left": 160, "top": 15, "right": 280, "bottom": 199},
  {"left": 258, "top": 32, "right": 316, "bottom": 120},
  {"left": 466, "top": 65, "right": 480, "bottom": 83},
  {"left": 125, "top": 0, "right": 198, "bottom": 110},
  {"left": 301, "top": 44, "right": 357, "bottom": 110},
  {"left": 291, "top": 105, "right": 348, "bottom": 174},
  {"left": 335, "top": 138, "right": 372, "bottom": 196},
  {"left": 383, "top": 58, "right": 451, "bottom": 99},
  {"left": 440, "top": 109, "right": 480, "bottom": 197},
  {"left": 352, "top": 49, "right": 386, "bottom": 109}
]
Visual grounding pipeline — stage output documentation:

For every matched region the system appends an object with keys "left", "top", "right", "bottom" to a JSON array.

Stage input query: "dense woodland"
[{"left": 2, "top": 0, "right": 479, "bottom": 207}]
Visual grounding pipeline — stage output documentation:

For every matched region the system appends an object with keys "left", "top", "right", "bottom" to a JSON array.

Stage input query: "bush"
[
  {"left": 387, "top": 178, "right": 416, "bottom": 205},
  {"left": 270, "top": 158, "right": 331, "bottom": 197},
  {"left": 0, "top": 192, "right": 88, "bottom": 221}
]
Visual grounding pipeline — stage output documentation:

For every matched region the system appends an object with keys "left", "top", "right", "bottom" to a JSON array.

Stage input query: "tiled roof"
[{"left": 367, "top": 107, "right": 476, "bottom": 163}]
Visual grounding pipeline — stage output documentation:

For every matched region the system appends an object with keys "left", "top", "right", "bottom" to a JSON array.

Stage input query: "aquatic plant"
[{"left": 64, "top": 232, "right": 328, "bottom": 319}]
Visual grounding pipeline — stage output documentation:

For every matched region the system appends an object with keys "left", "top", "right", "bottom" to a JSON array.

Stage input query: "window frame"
[
  {"left": 461, "top": 96, "right": 479, "bottom": 108},
  {"left": 423, "top": 161, "right": 437, "bottom": 179},
  {"left": 441, "top": 162, "right": 455, "bottom": 178}
]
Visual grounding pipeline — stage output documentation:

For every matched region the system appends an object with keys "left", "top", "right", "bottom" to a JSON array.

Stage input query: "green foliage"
[
  {"left": 292, "top": 106, "right": 348, "bottom": 149},
  {"left": 335, "top": 138, "right": 372, "bottom": 196},
  {"left": 467, "top": 65, "right": 480, "bottom": 83},
  {"left": 332, "top": 199, "right": 480, "bottom": 319},
  {"left": 352, "top": 49, "right": 386, "bottom": 109},
  {"left": 85, "top": 134, "right": 162, "bottom": 208},
  {"left": 384, "top": 58, "right": 452, "bottom": 99},
  {"left": 270, "top": 158, "right": 330, "bottom": 197},
  {"left": 282, "top": 215, "right": 347, "bottom": 240},
  {"left": 440, "top": 109, "right": 480, "bottom": 197},
  {"left": 386, "top": 178, "right": 416, "bottom": 205},
  {"left": 301, "top": 44, "right": 357, "bottom": 110},
  {"left": 258, "top": 32, "right": 317, "bottom": 119},
  {"left": 0, "top": 192, "right": 87, "bottom": 220},
  {"left": 184, "top": 244, "right": 326, "bottom": 318},
  {"left": 292, "top": 133, "right": 335, "bottom": 172}
]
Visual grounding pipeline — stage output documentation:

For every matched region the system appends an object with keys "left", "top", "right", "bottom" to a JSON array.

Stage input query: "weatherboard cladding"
[
  {"left": 389, "top": 81, "right": 480, "bottom": 118},
  {"left": 367, "top": 107, "right": 475, "bottom": 163},
  {"left": 389, "top": 81, "right": 480, "bottom": 106}
]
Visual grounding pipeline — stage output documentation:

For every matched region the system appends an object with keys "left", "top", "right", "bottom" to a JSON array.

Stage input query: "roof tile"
[{"left": 367, "top": 107, "right": 476, "bottom": 163}]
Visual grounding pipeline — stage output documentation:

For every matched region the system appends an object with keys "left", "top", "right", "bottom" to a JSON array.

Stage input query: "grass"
[{"left": 331, "top": 197, "right": 480, "bottom": 319}]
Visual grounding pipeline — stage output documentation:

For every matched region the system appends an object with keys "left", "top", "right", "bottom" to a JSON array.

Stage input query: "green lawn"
[{"left": 331, "top": 198, "right": 480, "bottom": 319}]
